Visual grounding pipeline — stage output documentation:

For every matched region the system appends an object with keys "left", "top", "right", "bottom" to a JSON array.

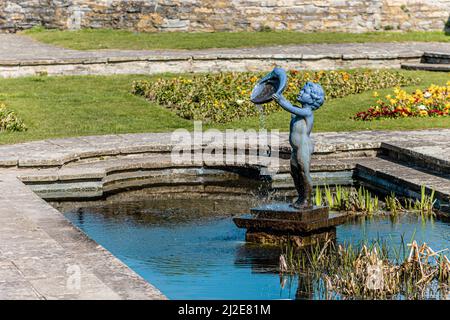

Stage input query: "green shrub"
[
  {"left": 132, "top": 70, "right": 420, "bottom": 123},
  {"left": 0, "top": 104, "right": 27, "bottom": 132}
]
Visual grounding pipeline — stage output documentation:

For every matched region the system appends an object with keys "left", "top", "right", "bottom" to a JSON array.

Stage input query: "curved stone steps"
[{"left": 15, "top": 153, "right": 358, "bottom": 199}]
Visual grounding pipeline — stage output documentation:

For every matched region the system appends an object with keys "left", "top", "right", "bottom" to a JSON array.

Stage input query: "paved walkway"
[
  {"left": 2, "top": 34, "right": 450, "bottom": 62},
  {"left": 1, "top": 34, "right": 450, "bottom": 77},
  {"left": 0, "top": 174, "right": 166, "bottom": 300}
]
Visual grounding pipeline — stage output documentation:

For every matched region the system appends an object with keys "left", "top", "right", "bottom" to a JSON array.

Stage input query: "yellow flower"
[
  {"left": 373, "top": 91, "right": 379, "bottom": 97},
  {"left": 419, "top": 110, "right": 428, "bottom": 116}
]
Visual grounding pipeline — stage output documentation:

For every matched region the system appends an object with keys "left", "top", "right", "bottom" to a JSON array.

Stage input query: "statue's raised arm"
[{"left": 272, "top": 93, "right": 313, "bottom": 118}]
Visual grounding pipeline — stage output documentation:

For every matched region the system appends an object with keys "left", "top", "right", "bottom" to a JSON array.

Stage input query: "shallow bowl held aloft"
[{"left": 250, "top": 67, "right": 287, "bottom": 104}]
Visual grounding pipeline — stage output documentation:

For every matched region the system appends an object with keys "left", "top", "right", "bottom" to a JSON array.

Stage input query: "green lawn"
[
  {"left": 23, "top": 28, "right": 450, "bottom": 50},
  {"left": 0, "top": 70, "right": 448, "bottom": 145}
]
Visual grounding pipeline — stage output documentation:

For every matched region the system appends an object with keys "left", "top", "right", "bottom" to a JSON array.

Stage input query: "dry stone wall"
[{"left": 0, "top": 0, "right": 449, "bottom": 33}]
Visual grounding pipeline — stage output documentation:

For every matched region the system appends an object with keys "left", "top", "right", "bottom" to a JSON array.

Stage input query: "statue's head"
[{"left": 297, "top": 81, "right": 325, "bottom": 110}]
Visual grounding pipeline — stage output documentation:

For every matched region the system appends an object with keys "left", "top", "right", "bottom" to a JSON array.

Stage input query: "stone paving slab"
[
  {"left": 356, "top": 157, "right": 450, "bottom": 203},
  {"left": 381, "top": 141, "right": 450, "bottom": 175},
  {"left": 2, "top": 35, "right": 450, "bottom": 63}
]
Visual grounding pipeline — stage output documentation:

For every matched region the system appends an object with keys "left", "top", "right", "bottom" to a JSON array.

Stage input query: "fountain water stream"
[{"left": 255, "top": 104, "right": 266, "bottom": 130}]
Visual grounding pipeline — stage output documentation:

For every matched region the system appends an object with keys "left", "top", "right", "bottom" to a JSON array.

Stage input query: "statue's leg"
[
  {"left": 294, "top": 146, "right": 313, "bottom": 208},
  {"left": 304, "top": 141, "right": 314, "bottom": 207},
  {"left": 302, "top": 157, "right": 313, "bottom": 207},
  {"left": 290, "top": 154, "right": 305, "bottom": 207}
]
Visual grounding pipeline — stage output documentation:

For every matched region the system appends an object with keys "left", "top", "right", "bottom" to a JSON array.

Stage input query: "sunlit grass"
[
  {"left": 0, "top": 70, "right": 448, "bottom": 145},
  {"left": 23, "top": 28, "right": 450, "bottom": 51}
]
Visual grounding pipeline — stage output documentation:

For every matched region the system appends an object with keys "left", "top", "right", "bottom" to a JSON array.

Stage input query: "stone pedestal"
[
  {"left": 233, "top": 203, "right": 350, "bottom": 247},
  {"left": 246, "top": 228, "right": 336, "bottom": 247}
]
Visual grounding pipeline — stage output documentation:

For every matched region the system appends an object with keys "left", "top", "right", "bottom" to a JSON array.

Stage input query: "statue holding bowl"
[{"left": 251, "top": 68, "right": 325, "bottom": 209}]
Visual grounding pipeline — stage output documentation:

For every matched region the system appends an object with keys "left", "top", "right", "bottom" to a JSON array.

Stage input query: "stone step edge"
[
  {"left": 423, "top": 51, "right": 450, "bottom": 58},
  {"left": 422, "top": 52, "right": 450, "bottom": 64},
  {"left": 0, "top": 142, "right": 381, "bottom": 168},
  {"left": 0, "top": 52, "right": 422, "bottom": 67},
  {"left": 401, "top": 63, "right": 450, "bottom": 71}
]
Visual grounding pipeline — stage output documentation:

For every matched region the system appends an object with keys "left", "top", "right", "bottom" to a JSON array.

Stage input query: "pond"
[{"left": 61, "top": 195, "right": 450, "bottom": 300}]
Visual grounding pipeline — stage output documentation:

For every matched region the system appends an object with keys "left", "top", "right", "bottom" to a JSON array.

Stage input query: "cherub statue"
[{"left": 272, "top": 81, "right": 325, "bottom": 209}]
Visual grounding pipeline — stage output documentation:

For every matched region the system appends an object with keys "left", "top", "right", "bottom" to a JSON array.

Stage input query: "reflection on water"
[{"left": 62, "top": 196, "right": 450, "bottom": 300}]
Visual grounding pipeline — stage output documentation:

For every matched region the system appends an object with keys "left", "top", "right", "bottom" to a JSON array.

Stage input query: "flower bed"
[
  {"left": 132, "top": 70, "right": 419, "bottom": 123},
  {"left": 0, "top": 104, "right": 27, "bottom": 132},
  {"left": 354, "top": 82, "right": 450, "bottom": 121}
]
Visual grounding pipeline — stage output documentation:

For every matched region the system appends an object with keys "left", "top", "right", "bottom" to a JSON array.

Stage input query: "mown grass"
[
  {"left": 0, "top": 75, "right": 193, "bottom": 145},
  {"left": 23, "top": 28, "right": 450, "bottom": 50},
  {"left": 0, "top": 70, "right": 448, "bottom": 145}
]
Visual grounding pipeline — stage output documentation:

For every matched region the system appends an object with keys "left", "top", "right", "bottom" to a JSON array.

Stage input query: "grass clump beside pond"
[
  {"left": 315, "top": 184, "right": 436, "bottom": 217},
  {"left": 281, "top": 239, "right": 450, "bottom": 300},
  {"left": 22, "top": 28, "right": 450, "bottom": 50},
  {"left": 132, "top": 70, "right": 420, "bottom": 123}
]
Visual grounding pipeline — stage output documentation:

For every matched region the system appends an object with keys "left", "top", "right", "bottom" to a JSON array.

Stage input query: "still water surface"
[{"left": 63, "top": 197, "right": 450, "bottom": 300}]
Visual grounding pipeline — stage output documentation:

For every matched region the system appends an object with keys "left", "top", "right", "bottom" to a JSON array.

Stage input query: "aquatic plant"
[
  {"left": 314, "top": 184, "right": 436, "bottom": 217},
  {"left": 415, "top": 185, "right": 436, "bottom": 217},
  {"left": 314, "top": 185, "right": 380, "bottom": 215},
  {"left": 315, "top": 185, "right": 322, "bottom": 207},
  {"left": 383, "top": 186, "right": 436, "bottom": 217},
  {"left": 385, "top": 192, "right": 403, "bottom": 216},
  {"left": 281, "top": 239, "right": 450, "bottom": 300}
]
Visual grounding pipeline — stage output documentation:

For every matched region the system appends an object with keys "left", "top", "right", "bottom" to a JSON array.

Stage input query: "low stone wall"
[
  {"left": 0, "top": 0, "right": 449, "bottom": 33},
  {"left": 0, "top": 53, "right": 421, "bottom": 78}
]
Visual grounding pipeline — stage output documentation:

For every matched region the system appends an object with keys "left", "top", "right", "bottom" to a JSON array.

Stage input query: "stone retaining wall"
[
  {"left": 0, "top": 53, "right": 421, "bottom": 78},
  {"left": 0, "top": 0, "right": 449, "bottom": 33}
]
